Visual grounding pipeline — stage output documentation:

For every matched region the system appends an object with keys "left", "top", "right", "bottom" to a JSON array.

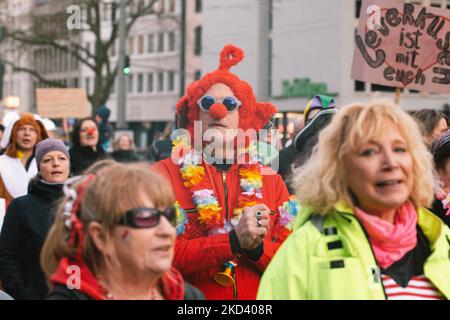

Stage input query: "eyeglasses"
[
  {"left": 118, "top": 207, "right": 177, "bottom": 229},
  {"left": 197, "top": 95, "right": 242, "bottom": 112}
]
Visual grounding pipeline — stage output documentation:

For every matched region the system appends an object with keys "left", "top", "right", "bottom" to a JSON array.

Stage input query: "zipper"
[
  {"left": 338, "top": 211, "right": 388, "bottom": 300},
  {"left": 222, "top": 171, "right": 229, "bottom": 221},
  {"left": 221, "top": 170, "right": 237, "bottom": 299}
]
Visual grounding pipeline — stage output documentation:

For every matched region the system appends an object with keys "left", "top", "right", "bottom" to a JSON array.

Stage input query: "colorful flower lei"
[
  {"left": 174, "top": 201, "right": 187, "bottom": 235},
  {"left": 278, "top": 195, "right": 300, "bottom": 230},
  {"left": 436, "top": 187, "right": 450, "bottom": 217},
  {"left": 173, "top": 137, "right": 263, "bottom": 234}
]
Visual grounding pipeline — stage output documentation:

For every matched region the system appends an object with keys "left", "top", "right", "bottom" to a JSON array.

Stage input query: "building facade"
[
  {"left": 1, "top": 0, "right": 203, "bottom": 149},
  {"left": 202, "top": 0, "right": 450, "bottom": 141}
]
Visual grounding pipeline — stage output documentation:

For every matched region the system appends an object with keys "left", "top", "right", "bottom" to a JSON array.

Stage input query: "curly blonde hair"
[{"left": 292, "top": 99, "right": 435, "bottom": 215}]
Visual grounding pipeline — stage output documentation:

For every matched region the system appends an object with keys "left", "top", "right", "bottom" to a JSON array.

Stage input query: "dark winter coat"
[
  {"left": 431, "top": 197, "right": 450, "bottom": 227},
  {"left": 46, "top": 282, "right": 205, "bottom": 300},
  {"left": 0, "top": 179, "right": 64, "bottom": 300},
  {"left": 110, "top": 150, "right": 140, "bottom": 163},
  {"left": 69, "top": 146, "right": 109, "bottom": 175}
]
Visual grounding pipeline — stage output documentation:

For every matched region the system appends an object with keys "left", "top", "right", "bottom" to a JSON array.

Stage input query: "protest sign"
[
  {"left": 36, "top": 88, "right": 91, "bottom": 118},
  {"left": 351, "top": 0, "right": 450, "bottom": 94}
]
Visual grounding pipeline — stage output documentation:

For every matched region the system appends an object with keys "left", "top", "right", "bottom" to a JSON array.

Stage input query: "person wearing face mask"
[
  {"left": 0, "top": 138, "right": 70, "bottom": 299},
  {"left": 258, "top": 100, "right": 450, "bottom": 300},
  {"left": 42, "top": 163, "right": 204, "bottom": 300},
  {"left": 69, "top": 118, "right": 109, "bottom": 176},
  {"left": 0, "top": 113, "right": 48, "bottom": 208}
]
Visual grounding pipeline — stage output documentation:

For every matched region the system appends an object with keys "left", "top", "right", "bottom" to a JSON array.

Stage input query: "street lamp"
[{"left": 3, "top": 96, "right": 20, "bottom": 110}]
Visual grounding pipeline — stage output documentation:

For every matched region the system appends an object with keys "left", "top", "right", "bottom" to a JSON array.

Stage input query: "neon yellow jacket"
[{"left": 257, "top": 203, "right": 450, "bottom": 300}]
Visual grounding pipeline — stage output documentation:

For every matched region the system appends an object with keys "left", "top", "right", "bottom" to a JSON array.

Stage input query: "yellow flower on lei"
[
  {"left": 239, "top": 167, "right": 262, "bottom": 189},
  {"left": 197, "top": 204, "right": 222, "bottom": 224},
  {"left": 180, "top": 165, "right": 205, "bottom": 188},
  {"left": 239, "top": 168, "right": 262, "bottom": 188}
]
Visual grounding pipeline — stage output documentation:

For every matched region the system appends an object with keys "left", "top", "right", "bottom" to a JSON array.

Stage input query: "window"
[
  {"left": 355, "top": 0, "right": 362, "bottom": 18},
  {"left": 111, "top": 78, "right": 115, "bottom": 93},
  {"left": 128, "top": 37, "right": 134, "bottom": 55},
  {"left": 194, "top": 70, "right": 201, "bottom": 80},
  {"left": 194, "top": 26, "right": 201, "bottom": 55},
  {"left": 158, "top": 33, "right": 164, "bottom": 52},
  {"left": 102, "top": 2, "right": 108, "bottom": 21},
  {"left": 111, "top": 40, "right": 116, "bottom": 56},
  {"left": 128, "top": 75, "right": 134, "bottom": 93},
  {"left": 138, "top": 0, "right": 145, "bottom": 11},
  {"left": 73, "top": 78, "right": 79, "bottom": 88},
  {"left": 147, "top": 34, "right": 154, "bottom": 53},
  {"left": 354, "top": 80, "right": 365, "bottom": 92},
  {"left": 168, "top": 31, "right": 175, "bottom": 52},
  {"left": 138, "top": 35, "right": 144, "bottom": 54},
  {"left": 147, "top": 73, "right": 154, "bottom": 92},
  {"left": 63, "top": 52, "right": 68, "bottom": 72},
  {"left": 159, "top": 0, "right": 165, "bottom": 14},
  {"left": 195, "top": 0, "right": 202, "bottom": 13},
  {"left": 157, "top": 72, "right": 164, "bottom": 92},
  {"left": 137, "top": 73, "right": 143, "bottom": 93},
  {"left": 85, "top": 77, "right": 90, "bottom": 95},
  {"left": 169, "top": 0, "right": 175, "bottom": 13},
  {"left": 430, "top": 1, "right": 443, "bottom": 8},
  {"left": 86, "top": 42, "right": 91, "bottom": 59},
  {"left": 371, "top": 84, "right": 398, "bottom": 92},
  {"left": 168, "top": 71, "right": 175, "bottom": 92}
]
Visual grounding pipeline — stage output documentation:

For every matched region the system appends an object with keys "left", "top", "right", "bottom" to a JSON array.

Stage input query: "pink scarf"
[{"left": 354, "top": 202, "right": 418, "bottom": 269}]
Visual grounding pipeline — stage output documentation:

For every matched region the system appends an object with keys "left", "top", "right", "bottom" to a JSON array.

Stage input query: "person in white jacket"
[{"left": 0, "top": 112, "right": 48, "bottom": 209}]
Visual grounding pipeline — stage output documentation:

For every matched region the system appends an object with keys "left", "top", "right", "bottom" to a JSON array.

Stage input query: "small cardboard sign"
[{"left": 36, "top": 88, "right": 91, "bottom": 118}]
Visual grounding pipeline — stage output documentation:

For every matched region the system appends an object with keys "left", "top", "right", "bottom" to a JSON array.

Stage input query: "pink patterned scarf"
[{"left": 354, "top": 202, "right": 418, "bottom": 269}]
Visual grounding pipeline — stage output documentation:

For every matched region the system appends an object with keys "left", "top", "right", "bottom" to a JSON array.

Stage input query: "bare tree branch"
[
  {"left": 1, "top": 0, "right": 161, "bottom": 110},
  {"left": 1, "top": 59, "right": 66, "bottom": 88}
]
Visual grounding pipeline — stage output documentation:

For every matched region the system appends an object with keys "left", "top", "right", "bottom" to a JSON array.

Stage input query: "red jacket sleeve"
[
  {"left": 173, "top": 233, "right": 235, "bottom": 276},
  {"left": 246, "top": 174, "right": 291, "bottom": 272}
]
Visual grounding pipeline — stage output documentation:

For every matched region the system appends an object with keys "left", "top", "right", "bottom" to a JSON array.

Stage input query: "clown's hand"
[{"left": 235, "top": 204, "right": 270, "bottom": 250}]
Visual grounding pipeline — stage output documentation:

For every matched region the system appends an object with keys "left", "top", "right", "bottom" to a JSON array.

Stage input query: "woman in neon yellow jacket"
[{"left": 258, "top": 100, "right": 450, "bottom": 300}]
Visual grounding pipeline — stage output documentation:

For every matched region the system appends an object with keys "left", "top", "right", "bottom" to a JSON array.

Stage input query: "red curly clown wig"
[{"left": 176, "top": 44, "right": 277, "bottom": 136}]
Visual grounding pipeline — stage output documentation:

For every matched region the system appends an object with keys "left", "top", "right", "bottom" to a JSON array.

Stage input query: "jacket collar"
[{"left": 297, "top": 201, "right": 447, "bottom": 247}]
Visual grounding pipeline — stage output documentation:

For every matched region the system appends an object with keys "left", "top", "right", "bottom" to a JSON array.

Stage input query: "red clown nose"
[
  {"left": 209, "top": 104, "right": 228, "bottom": 120},
  {"left": 87, "top": 127, "right": 96, "bottom": 136}
]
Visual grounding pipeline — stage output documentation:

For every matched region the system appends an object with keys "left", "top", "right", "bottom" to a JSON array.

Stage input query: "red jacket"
[
  {"left": 50, "top": 258, "right": 185, "bottom": 300},
  {"left": 154, "top": 157, "right": 291, "bottom": 300}
]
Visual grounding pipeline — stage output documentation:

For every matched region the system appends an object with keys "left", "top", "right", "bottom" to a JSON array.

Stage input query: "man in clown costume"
[{"left": 154, "top": 44, "right": 297, "bottom": 300}]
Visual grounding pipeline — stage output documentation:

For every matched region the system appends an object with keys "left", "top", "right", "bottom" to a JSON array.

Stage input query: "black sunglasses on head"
[{"left": 118, "top": 207, "right": 177, "bottom": 229}]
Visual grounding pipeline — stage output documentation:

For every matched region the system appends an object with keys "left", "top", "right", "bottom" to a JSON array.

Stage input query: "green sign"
[{"left": 275, "top": 78, "right": 338, "bottom": 99}]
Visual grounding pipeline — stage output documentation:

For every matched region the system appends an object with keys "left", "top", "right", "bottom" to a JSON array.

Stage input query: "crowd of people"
[{"left": 0, "top": 44, "right": 448, "bottom": 301}]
